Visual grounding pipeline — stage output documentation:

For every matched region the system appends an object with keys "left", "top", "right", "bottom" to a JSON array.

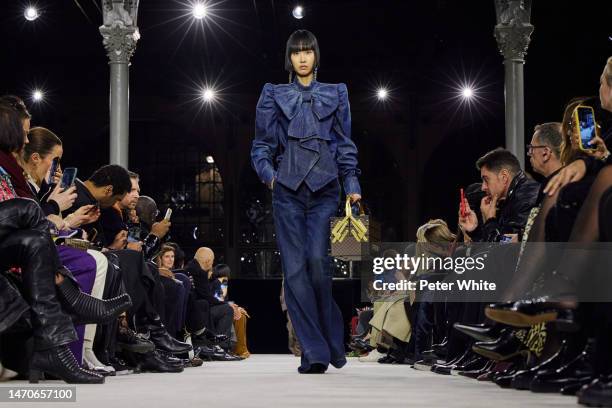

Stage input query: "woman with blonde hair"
[{"left": 364, "top": 219, "right": 456, "bottom": 364}]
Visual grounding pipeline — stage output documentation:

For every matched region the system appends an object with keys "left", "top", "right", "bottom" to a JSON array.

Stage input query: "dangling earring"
[
  {"left": 288, "top": 71, "right": 293, "bottom": 84},
  {"left": 314, "top": 67, "right": 318, "bottom": 81}
]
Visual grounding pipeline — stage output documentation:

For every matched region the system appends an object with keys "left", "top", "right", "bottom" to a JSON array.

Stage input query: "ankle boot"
[
  {"left": 57, "top": 279, "right": 132, "bottom": 325},
  {"left": 142, "top": 317, "right": 192, "bottom": 354},
  {"left": 197, "top": 327, "right": 229, "bottom": 345},
  {"left": 29, "top": 345, "right": 104, "bottom": 384}
]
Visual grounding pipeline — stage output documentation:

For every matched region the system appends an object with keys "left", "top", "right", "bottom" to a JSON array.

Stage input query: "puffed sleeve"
[
  {"left": 334, "top": 83, "right": 362, "bottom": 195},
  {"left": 251, "top": 83, "right": 278, "bottom": 185}
]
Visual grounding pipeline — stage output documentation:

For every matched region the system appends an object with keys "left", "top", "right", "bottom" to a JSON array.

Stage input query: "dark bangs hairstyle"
[{"left": 284, "top": 30, "right": 320, "bottom": 72}]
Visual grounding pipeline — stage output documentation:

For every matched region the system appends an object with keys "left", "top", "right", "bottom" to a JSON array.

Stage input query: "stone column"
[
  {"left": 494, "top": 0, "right": 533, "bottom": 169},
  {"left": 100, "top": 0, "right": 140, "bottom": 167}
]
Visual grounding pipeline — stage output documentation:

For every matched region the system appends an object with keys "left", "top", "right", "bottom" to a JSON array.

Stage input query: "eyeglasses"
[{"left": 526, "top": 144, "right": 548, "bottom": 156}]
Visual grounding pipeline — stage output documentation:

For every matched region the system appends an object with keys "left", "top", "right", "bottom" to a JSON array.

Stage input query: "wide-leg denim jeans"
[{"left": 272, "top": 179, "right": 346, "bottom": 371}]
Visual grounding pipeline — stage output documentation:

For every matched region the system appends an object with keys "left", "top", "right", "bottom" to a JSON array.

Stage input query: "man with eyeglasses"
[
  {"left": 527, "top": 122, "right": 563, "bottom": 179},
  {"left": 527, "top": 122, "right": 563, "bottom": 203}
]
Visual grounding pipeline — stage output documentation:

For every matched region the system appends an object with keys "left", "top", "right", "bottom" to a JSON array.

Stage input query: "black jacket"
[
  {"left": 63, "top": 179, "right": 105, "bottom": 247},
  {"left": 476, "top": 171, "right": 540, "bottom": 242},
  {"left": 184, "top": 259, "right": 224, "bottom": 306}
]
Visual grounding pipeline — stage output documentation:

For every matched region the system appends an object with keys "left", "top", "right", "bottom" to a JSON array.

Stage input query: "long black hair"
[{"left": 284, "top": 29, "right": 320, "bottom": 73}]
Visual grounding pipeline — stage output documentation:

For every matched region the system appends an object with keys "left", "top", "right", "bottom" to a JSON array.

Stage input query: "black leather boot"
[
  {"left": 143, "top": 317, "right": 192, "bottom": 354},
  {"left": 57, "top": 278, "right": 132, "bottom": 325},
  {"left": 193, "top": 327, "right": 229, "bottom": 345},
  {"left": 453, "top": 322, "right": 503, "bottom": 342},
  {"left": 201, "top": 327, "right": 229, "bottom": 344},
  {"left": 0, "top": 227, "right": 77, "bottom": 350},
  {"left": 472, "top": 330, "right": 530, "bottom": 361},
  {"left": 530, "top": 341, "right": 594, "bottom": 393},
  {"left": 510, "top": 340, "right": 570, "bottom": 390},
  {"left": 137, "top": 351, "right": 184, "bottom": 373},
  {"left": 29, "top": 345, "right": 104, "bottom": 384}
]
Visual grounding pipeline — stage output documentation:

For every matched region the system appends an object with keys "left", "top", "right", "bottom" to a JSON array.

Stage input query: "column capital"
[
  {"left": 494, "top": 23, "right": 533, "bottom": 62},
  {"left": 494, "top": 0, "right": 533, "bottom": 62},
  {"left": 100, "top": 0, "right": 140, "bottom": 64}
]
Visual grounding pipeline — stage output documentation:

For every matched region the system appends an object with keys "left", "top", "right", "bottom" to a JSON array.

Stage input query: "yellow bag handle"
[{"left": 332, "top": 196, "right": 368, "bottom": 243}]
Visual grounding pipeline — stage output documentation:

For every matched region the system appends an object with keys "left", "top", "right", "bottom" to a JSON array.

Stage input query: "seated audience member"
[
  {"left": 211, "top": 264, "right": 251, "bottom": 358},
  {"left": 155, "top": 245, "right": 189, "bottom": 338},
  {"left": 185, "top": 247, "right": 243, "bottom": 361},
  {"left": 100, "top": 171, "right": 141, "bottom": 250},
  {"left": 0, "top": 98, "right": 123, "bottom": 384},
  {"left": 20, "top": 126, "right": 129, "bottom": 374},
  {"left": 134, "top": 195, "right": 171, "bottom": 260},
  {"left": 62, "top": 164, "right": 132, "bottom": 248},
  {"left": 459, "top": 148, "right": 540, "bottom": 243}
]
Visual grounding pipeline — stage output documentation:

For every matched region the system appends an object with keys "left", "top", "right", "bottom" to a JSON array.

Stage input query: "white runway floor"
[{"left": 5, "top": 354, "right": 579, "bottom": 408}]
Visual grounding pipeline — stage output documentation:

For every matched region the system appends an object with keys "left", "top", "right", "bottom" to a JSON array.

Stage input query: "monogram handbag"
[{"left": 330, "top": 196, "right": 380, "bottom": 261}]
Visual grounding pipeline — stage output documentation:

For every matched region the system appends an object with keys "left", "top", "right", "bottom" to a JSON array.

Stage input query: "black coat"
[
  {"left": 475, "top": 171, "right": 540, "bottom": 242},
  {"left": 184, "top": 259, "right": 224, "bottom": 306}
]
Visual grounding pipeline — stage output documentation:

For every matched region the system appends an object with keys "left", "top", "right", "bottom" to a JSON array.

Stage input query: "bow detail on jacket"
[{"left": 273, "top": 82, "right": 339, "bottom": 139}]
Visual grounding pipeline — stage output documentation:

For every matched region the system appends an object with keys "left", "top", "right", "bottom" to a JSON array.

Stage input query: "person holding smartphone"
[{"left": 251, "top": 30, "right": 362, "bottom": 374}]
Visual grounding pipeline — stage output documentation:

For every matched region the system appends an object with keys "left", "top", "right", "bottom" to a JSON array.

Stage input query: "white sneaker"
[{"left": 358, "top": 349, "right": 385, "bottom": 362}]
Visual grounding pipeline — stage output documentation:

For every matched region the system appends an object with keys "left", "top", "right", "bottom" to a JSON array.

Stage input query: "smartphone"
[
  {"left": 48, "top": 157, "right": 60, "bottom": 184},
  {"left": 164, "top": 208, "right": 173, "bottom": 221},
  {"left": 86, "top": 203, "right": 99, "bottom": 214},
  {"left": 60, "top": 167, "right": 77, "bottom": 189},
  {"left": 573, "top": 105, "right": 597, "bottom": 151},
  {"left": 460, "top": 188, "right": 467, "bottom": 217}
]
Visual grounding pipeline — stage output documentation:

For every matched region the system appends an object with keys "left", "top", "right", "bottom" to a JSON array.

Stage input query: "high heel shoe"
[
  {"left": 57, "top": 279, "right": 132, "bottom": 325},
  {"left": 29, "top": 345, "right": 104, "bottom": 384}
]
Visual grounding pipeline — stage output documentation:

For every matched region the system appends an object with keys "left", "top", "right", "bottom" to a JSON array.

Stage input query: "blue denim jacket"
[{"left": 251, "top": 79, "right": 361, "bottom": 194}]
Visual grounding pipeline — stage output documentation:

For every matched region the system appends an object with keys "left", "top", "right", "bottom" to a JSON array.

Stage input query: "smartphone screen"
[
  {"left": 60, "top": 168, "right": 78, "bottom": 189},
  {"left": 48, "top": 157, "right": 60, "bottom": 184},
  {"left": 577, "top": 106, "right": 596, "bottom": 149}
]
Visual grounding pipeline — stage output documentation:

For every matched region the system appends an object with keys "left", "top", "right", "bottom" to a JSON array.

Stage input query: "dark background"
[{"left": 0, "top": 0, "right": 610, "bottom": 353}]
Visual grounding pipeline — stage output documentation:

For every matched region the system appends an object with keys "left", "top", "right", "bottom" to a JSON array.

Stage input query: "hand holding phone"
[
  {"left": 60, "top": 168, "right": 78, "bottom": 190},
  {"left": 164, "top": 208, "right": 173, "bottom": 221},
  {"left": 574, "top": 105, "right": 597, "bottom": 152}
]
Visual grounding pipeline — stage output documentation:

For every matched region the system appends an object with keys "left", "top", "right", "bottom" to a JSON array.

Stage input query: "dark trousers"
[
  {"left": 160, "top": 276, "right": 184, "bottom": 336},
  {"left": 272, "top": 180, "right": 345, "bottom": 370},
  {"left": 210, "top": 303, "right": 233, "bottom": 349},
  {"left": 174, "top": 273, "right": 192, "bottom": 337}
]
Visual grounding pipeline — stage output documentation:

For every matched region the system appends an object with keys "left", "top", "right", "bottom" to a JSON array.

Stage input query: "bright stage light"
[
  {"left": 206, "top": 155, "right": 214, "bottom": 164},
  {"left": 201, "top": 88, "right": 215, "bottom": 102},
  {"left": 192, "top": 2, "right": 207, "bottom": 19},
  {"left": 32, "top": 89, "right": 44, "bottom": 102},
  {"left": 24, "top": 6, "right": 39, "bottom": 21},
  {"left": 292, "top": 5, "right": 304, "bottom": 19},
  {"left": 462, "top": 87, "right": 474, "bottom": 99},
  {"left": 376, "top": 88, "right": 389, "bottom": 100}
]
